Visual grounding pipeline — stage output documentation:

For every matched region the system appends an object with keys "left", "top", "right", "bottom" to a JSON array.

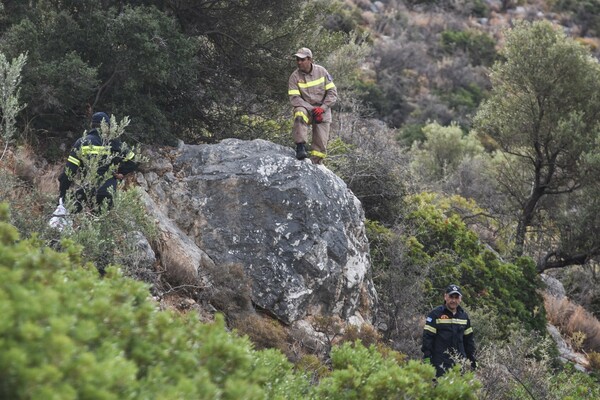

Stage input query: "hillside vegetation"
[{"left": 1, "top": 0, "right": 600, "bottom": 398}]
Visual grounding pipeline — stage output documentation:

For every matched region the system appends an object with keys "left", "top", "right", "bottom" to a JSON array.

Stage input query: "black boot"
[{"left": 295, "top": 143, "right": 308, "bottom": 160}]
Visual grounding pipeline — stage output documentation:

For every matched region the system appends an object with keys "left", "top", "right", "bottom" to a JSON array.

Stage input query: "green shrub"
[
  {"left": 0, "top": 204, "right": 310, "bottom": 399},
  {"left": 5, "top": 202, "right": 479, "bottom": 399},
  {"left": 397, "top": 123, "right": 427, "bottom": 146},
  {"left": 410, "top": 122, "right": 486, "bottom": 182},
  {"left": 60, "top": 186, "right": 157, "bottom": 276},
  {"left": 550, "top": 363, "right": 600, "bottom": 399},
  {"left": 404, "top": 193, "right": 546, "bottom": 332},
  {"left": 440, "top": 29, "right": 497, "bottom": 66},
  {"left": 314, "top": 341, "right": 480, "bottom": 399},
  {"left": 0, "top": 52, "right": 26, "bottom": 146},
  {"left": 440, "top": 83, "right": 486, "bottom": 112},
  {"left": 0, "top": 169, "right": 53, "bottom": 239}
]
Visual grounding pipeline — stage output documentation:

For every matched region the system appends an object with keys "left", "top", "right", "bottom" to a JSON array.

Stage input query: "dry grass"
[
  {"left": 203, "top": 262, "right": 253, "bottom": 317},
  {"left": 589, "top": 351, "right": 600, "bottom": 370},
  {"left": 231, "top": 313, "right": 290, "bottom": 355},
  {"left": 544, "top": 293, "right": 600, "bottom": 352},
  {"left": 339, "top": 323, "right": 382, "bottom": 348}
]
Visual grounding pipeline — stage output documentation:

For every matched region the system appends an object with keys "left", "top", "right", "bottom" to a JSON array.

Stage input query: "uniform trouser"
[
  {"left": 73, "top": 178, "right": 117, "bottom": 213},
  {"left": 292, "top": 107, "right": 330, "bottom": 164}
]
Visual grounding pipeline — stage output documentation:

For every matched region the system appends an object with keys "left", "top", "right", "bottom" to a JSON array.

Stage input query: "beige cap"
[{"left": 293, "top": 47, "right": 312, "bottom": 59}]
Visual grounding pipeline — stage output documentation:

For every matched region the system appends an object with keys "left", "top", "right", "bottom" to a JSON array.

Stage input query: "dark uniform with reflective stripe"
[
  {"left": 58, "top": 128, "right": 137, "bottom": 212},
  {"left": 422, "top": 304, "right": 476, "bottom": 377}
]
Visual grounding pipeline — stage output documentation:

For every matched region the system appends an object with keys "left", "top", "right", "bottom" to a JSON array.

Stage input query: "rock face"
[
  {"left": 540, "top": 273, "right": 566, "bottom": 298},
  {"left": 139, "top": 138, "right": 376, "bottom": 325}
]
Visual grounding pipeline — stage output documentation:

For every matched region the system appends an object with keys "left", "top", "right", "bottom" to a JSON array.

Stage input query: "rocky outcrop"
[
  {"left": 542, "top": 274, "right": 589, "bottom": 372},
  {"left": 138, "top": 139, "right": 376, "bottom": 325},
  {"left": 540, "top": 273, "right": 566, "bottom": 298},
  {"left": 547, "top": 323, "right": 589, "bottom": 372}
]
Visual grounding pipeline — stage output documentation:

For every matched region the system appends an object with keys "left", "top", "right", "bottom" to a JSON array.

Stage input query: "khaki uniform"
[{"left": 288, "top": 63, "right": 338, "bottom": 163}]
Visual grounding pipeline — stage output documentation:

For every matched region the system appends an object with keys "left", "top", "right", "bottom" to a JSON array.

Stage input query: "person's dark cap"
[
  {"left": 91, "top": 112, "right": 110, "bottom": 125},
  {"left": 446, "top": 284, "right": 462, "bottom": 296}
]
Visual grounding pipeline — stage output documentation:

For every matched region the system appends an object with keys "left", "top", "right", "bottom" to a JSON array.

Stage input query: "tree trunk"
[{"left": 514, "top": 188, "right": 545, "bottom": 257}]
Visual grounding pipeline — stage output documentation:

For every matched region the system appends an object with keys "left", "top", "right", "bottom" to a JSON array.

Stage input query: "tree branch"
[{"left": 537, "top": 247, "right": 600, "bottom": 272}]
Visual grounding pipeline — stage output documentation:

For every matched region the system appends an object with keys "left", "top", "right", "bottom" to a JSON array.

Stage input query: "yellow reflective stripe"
[
  {"left": 310, "top": 150, "right": 326, "bottom": 159},
  {"left": 294, "top": 111, "right": 309, "bottom": 124},
  {"left": 436, "top": 318, "right": 468, "bottom": 325},
  {"left": 464, "top": 327, "right": 473, "bottom": 335},
  {"left": 81, "top": 145, "right": 111, "bottom": 156},
  {"left": 124, "top": 151, "right": 135, "bottom": 161},
  {"left": 325, "top": 82, "right": 336, "bottom": 90},
  {"left": 288, "top": 89, "right": 301, "bottom": 96},
  {"left": 67, "top": 156, "right": 81, "bottom": 166},
  {"left": 298, "top": 76, "right": 325, "bottom": 88},
  {"left": 424, "top": 325, "right": 437, "bottom": 334}
]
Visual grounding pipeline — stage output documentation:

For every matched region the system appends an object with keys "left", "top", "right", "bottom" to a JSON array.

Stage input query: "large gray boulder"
[{"left": 139, "top": 138, "right": 376, "bottom": 325}]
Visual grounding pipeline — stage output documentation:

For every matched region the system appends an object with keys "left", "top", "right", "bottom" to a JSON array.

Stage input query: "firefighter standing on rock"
[{"left": 288, "top": 47, "right": 338, "bottom": 165}]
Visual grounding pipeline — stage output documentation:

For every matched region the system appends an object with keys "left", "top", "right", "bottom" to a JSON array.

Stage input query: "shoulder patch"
[{"left": 426, "top": 317, "right": 432, "bottom": 323}]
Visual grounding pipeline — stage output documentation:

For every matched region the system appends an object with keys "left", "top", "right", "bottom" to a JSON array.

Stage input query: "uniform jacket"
[
  {"left": 422, "top": 304, "right": 476, "bottom": 372},
  {"left": 58, "top": 129, "right": 137, "bottom": 198},
  {"left": 288, "top": 63, "right": 338, "bottom": 123}
]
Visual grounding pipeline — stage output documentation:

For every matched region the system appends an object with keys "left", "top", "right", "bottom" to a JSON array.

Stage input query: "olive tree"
[
  {"left": 0, "top": 52, "right": 26, "bottom": 160},
  {"left": 474, "top": 20, "right": 600, "bottom": 263}
]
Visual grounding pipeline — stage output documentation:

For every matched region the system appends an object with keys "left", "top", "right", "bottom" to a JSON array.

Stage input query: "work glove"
[{"left": 312, "top": 107, "right": 324, "bottom": 123}]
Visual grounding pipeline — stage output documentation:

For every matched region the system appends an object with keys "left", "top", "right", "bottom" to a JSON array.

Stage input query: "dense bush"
[
  {"left": 440, "top": 29, "right": 497, "bottom": 66},
  {"left": 473, "top": 321, "right": 598, "bottom": 400},
  {"left": 0, "top": 203, "right": 312, "bottom": 399},
  {"left": 314, "top": 341, "right": 480, "bottom": 399},
  {"left": 402, "top": 193, "right": 546, "bottom": 332},
  {"left": 1, "top": 203, "right": 484, "bottom": 399},
  {"left": 409, "top": 122, "right": 486, "bottom": 182},
  {"left": 368, "top": 192, "right": 547, "bottom": 349}
]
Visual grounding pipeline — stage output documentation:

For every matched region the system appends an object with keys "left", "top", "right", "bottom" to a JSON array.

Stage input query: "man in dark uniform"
[
  {"left": 58, "top": 112, "right": 137, "bottom": 213},
  {"left": 422, "top": 284, "right": 477, "bottom": 377}
]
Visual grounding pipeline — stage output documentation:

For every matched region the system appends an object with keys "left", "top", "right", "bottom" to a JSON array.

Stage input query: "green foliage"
[
  {"left": 62, "top": 187, "right": 157, "bottom": 274},
  {"left": 440, "top": 83, "right": 486, "bottom": 113},
  {"left": 0, "top": 169, "right": 54, "bottom": 238},
  {"left": 410, "top": 122, "right": 486, "bottom": 182},
  {"left": 474, "top": 20, "right": 600, "bottom": 257},
  {"left": 397, "top": 122, "right": 426, "bottom": 145},
  {"left": 550, "top": 363, "right": 600, "bottom": 399},
  {"left": 440, "top": 29, "right": 497, "bottom": 66},
  {"left": 402, "top": 193, "right": 546, "bottom": 332},
  {"left": 0, "top": 52, "right": 26, "bottom": 148},
  {"left": 5, "top": 206, "right": 492, "bottom": 399},
  {"left": 475, "top": 323, "right": 600, "bottom": 399},
  {"left": 314, "top": 341, "right": 480, "bottom": 399},
  {"left": 0, "top": 0, "right": 350, "bottom": 147},
  {"left": 323, "top": 0, "right": 364, "bottom": 34},
  {"left": 552, "top": 0, "right": 600, "bottom": 37},
  {"left": 0, "top": 211, "right": 312, "bottom": 399}
]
